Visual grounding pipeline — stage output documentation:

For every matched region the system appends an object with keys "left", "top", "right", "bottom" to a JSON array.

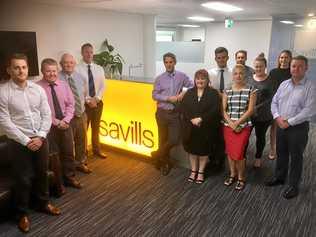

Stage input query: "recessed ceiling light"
[
  {"left": 280, "top": 20, "right": 294, "bottom": 24},
  {"left": 187, "top": 16, "right": 214, "bottom": 22},
  {"left": 201, "top": 2, "right": 243, "bottom": 13},
  {"left": 177, "top": 24, "right": 200, "bottom": 28},
  {"left": 308, "top": 13, "right": 315, "bottom": 17},
  {"left": 294, "top": 24, "right": 304, "bottom": 27}
]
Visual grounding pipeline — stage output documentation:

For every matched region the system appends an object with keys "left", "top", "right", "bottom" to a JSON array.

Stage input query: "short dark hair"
[
  {"left": 41, "top": 58, "right": 58, "bottom": 72},
  {"left": 215, "top": 47, "right": 228, "bottom": 56},
  {"left": 81, "top": 43, "right": 94, "bottom": 52},
  {"left": 235, "top": 50, "right": 247, "bottom": 58},
  {"left": 163, "top": 52, "right": 176, "bottom": 63},
  {"left": 6, "top": 53, "right": 28, "bottom": 68},
  {"left": 292, "top": 55, "right": 308, "bottom": 66}
]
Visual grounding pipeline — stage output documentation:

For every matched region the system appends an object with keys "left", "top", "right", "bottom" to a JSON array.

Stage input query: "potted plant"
[{"left": 93, "top": 39, "right": 125, "bottom": 79}]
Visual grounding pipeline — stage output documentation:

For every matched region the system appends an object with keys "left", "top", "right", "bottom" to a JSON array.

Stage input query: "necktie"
[
  {"left": 68, "top": 76, "right": 82, "bottom": 117},
  {"left": 219, "top": 69, "right": 225, "bottom": 93},
  {"left": 88, "top": 65, "right": 96, "bottom": 97},
  {"left": 49, "top": 83, "right": 64, "bottom": 120}
]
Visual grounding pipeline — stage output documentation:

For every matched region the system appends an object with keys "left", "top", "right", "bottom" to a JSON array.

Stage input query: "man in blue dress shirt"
[
  {"left": 152, "top": 52, "right": 193, "bottom": 175},
  {"left": 266, "top": 55, "right": 316, "bottom": 199}
]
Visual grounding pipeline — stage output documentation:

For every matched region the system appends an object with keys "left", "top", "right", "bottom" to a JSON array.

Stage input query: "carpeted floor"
[{"left": 0, "top": 125, "right": 315, "bottom": 237}]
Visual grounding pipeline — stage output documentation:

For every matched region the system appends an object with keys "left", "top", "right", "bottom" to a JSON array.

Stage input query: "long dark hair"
[{"left": 277, "top": 50, "right": 292, "bottom": 68}]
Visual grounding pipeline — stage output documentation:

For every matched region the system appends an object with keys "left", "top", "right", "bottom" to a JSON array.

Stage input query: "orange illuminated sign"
[{"left": 98, "top": 79, "right": 158, "bottom": 156}]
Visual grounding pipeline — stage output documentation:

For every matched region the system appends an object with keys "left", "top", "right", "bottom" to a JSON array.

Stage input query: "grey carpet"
[{"left": 0, "top": 124, "right": 315, "bottom": 237}]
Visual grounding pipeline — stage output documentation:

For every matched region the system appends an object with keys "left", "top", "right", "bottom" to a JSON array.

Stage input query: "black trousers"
[
  {"left": 275, "top": 122, "right": 309, "bottom": 188},
  {"left": 208, "top": 125, "right": 225, "bottom": 168},
  {"left": 252, "top": 119, "right": 272, "bottom": 159},
  {"left": 155, "top": 108, "right": 181, "bottom": 163},
  {"left": 85, "top": 101, "right": 103, "bottom": 153},
  {"left": 9, "top": 139, "right": 49, "bottom": 216},
  {"left": 47, "top": 126, "right": 76, "bottom": 180}
]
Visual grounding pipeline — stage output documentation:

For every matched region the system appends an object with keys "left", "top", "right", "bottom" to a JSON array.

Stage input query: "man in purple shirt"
[
  {"left": 152, "top": 52, "right": 193, "bottom": 175},
  {"left": 266, "top": 55, "right": 316, "bottom": 199},
  {"left": 38, "top": 58, "right": 82, "bottom": 195}
]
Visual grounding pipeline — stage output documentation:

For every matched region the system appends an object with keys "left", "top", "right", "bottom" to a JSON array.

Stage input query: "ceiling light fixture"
[
  {"left": 294, "top": 24, "right": 304, "bottom": 27},
  {"left": 280, "top": 20, "right": 295, "bottom": 24},
  {"left": 201, "top": 2, "right": 243, "bottom": 13},
  {"left": 177, "top": 24, "right": 200, "bottom": 28},
  {"left": 187, "top": 16, "right": 214, "bottom": 22},
  {"left": 308, "top": 13, "right": 315, "bottom": 17}
]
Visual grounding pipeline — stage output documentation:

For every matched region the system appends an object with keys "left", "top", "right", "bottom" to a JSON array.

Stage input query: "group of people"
[
  {"left": 0, "top": 43, "right": 107, "bottom": 233},
  {"left": 0, "top": 43, "right": 315, "bottom": 233},
  {"left": 152, "top": 48, "right": 315, "bottom": 196}
]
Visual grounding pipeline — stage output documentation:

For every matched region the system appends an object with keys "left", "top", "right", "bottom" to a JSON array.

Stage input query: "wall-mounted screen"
[{"left": 0, "top": 31, "right": 39, "bottom": 80}]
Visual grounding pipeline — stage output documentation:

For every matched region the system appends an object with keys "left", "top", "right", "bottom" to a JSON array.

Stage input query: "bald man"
[{"left": 59, "top": 53, "right": 92, "bottom": 174}]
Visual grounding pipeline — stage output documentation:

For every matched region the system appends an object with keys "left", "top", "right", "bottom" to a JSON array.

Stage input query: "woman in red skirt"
[{"left": 222, "top": 64, "right": 256, "bottom": 190}]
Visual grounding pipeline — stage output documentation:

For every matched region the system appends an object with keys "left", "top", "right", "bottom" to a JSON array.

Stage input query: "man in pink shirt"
[{"left": 38, "top": 58, "right": 82, "bottom": 195}]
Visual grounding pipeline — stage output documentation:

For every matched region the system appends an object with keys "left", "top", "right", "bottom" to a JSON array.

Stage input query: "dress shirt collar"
[
  {"left": 216, "top": 67, "right": 228, "bottom": 72},
  {"left": 60, "top": 71, "right": 74, "bottom": 78},
  {"left": 291, "top": 76, "right": 307, "bottom": 86},
  {"left": 9, "top": 79, "right": 33, "bottom": 90},
  {"left": 166, "top": 70, "right": 176, "bottom": 78},
  {"left": 42, "top": 78, "right": 61, "bottom": 87},
  {"left": 82, "top": 61, "right": 94, "bottom": 67}
]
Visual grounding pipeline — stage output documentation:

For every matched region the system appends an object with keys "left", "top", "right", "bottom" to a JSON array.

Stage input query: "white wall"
[
  {"left": 204, "top": 20, "right": 272, "bottom": 69},
  {"left": 0, "top": 0, "right": 156, "bottom": 79}
]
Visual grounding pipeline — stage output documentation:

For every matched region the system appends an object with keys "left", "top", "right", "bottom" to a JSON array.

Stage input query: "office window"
[{"left": 156, "top": 30, "right": 175, "bottom": 42}]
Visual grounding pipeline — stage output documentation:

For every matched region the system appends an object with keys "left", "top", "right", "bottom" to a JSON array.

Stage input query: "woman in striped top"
[{"left": 222, "top": 64, "right": 256, "bottom": 190}]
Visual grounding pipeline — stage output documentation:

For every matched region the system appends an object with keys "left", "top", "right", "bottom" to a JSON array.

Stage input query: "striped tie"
[{"left": 68, "top": 76, "right": 82, "bottom": 117}]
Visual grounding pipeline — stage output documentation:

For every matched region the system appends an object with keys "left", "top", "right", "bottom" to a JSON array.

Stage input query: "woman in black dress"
[
  {"left": 268, "top": 50, "right": 292, "bottom": 159},
  {"left": 181, "top": 69, "right": 221, "bottom": 183}
]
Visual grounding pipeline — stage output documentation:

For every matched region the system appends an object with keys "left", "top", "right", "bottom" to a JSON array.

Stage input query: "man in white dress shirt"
[
  {"left": 76, "top": 43, "right": 107, "bottom": 159},
  {"left": 207, "top": 47, "right": 232, "bottom": 172},
  {"left": 208, "top": 47, "right": 233, "bottom": 92},
  {"left": 0, "top": 54, "right": 61, "bottom": 233}
]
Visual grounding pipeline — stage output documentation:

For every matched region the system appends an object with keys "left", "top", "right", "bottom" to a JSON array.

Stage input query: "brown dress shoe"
[
  {"left": 41, "top": 203, "right": 61, "bottom": 216},
  {"left": 18, "top": 215, "right": 30, "bottom": 233},
  {"left": 65, "top": 177, "right": 83, "bottom": 189},
  {"left": 76, "top": 164, "right": 92, "bottom": 174},
  {"left": 93, "top": 150, "right": 107, "bottom": 159}
]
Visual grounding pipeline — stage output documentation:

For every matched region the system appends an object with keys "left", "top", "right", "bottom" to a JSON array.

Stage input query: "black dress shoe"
[
  {"left": 54, "top": 184, "right": 66, "bottom": 198},
  {"left": 18, "top": 215, "right": 30, "bottom": 233},
  {"left": 161, "top": 162, "right": 172, "bottom": 176},
  {"left": 265, "top": 178, "right": 285, "bottom": 187},
  {"left": 94, "top": 151, "right": 107, "bottom": 159},
  {"left": 64, "top": 177, "right": 83, "bottom": 189},
  {"left": 283, "top": 186, "right": 299, "bottom": 199}
]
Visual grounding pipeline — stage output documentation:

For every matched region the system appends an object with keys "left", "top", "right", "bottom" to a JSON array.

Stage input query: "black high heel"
[
  {"left": 195, "top": 171, "right": 205, "bottom": 184},
  {"left": 188, "top": 170, "right": 197, "bottom": 182}
]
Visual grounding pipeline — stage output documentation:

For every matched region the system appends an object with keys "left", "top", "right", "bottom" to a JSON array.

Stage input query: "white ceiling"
[{"left": 31, "top": 0, "right": 316, "bottom": 25}]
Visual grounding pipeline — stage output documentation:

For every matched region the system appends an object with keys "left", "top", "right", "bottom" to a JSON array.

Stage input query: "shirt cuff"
[
  {"left": 37, "top": 131, "right": 47, "bottom": 139},
  {"left": 20, "top": 136, "right": 31, "bottom": 146},
  {"left": 273, "top": 113, "right": 280, "bottom": 119},
  {"left": 287, "top": 118, "right": 295, "bottom": 126}
]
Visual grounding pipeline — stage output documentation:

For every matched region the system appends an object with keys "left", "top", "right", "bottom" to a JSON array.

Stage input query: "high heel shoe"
[
  {"left": 195, "top": 172, "right": 205, "bottom": 184},
  {"left": 187, "top": 170, "right": 197, "bottom": 182}
]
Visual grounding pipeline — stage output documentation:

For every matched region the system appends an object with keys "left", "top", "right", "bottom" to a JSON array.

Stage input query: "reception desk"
[{"left": 96, "top": 78, "right": 189, "bottom": 166}]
